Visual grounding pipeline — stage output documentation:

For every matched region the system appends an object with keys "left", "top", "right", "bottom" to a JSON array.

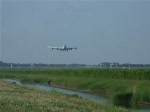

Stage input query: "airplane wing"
[
  {"left": 48, "top": 45, "right": 77, "bottom": 51},
  {"left": 67, "top": 47, "right": 77, "bottom": 50},
  {"left": 48, "top": 46, "right": 63, "bottom": 50}
]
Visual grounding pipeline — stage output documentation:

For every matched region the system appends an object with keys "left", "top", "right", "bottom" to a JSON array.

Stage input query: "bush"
[{"left": 113, "top": 92, "right": 133, "bottom": 108}]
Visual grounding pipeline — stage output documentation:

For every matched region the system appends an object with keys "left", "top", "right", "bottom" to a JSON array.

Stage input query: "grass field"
[
  {"left": 0, "top": 80, "right": 127, "bottom": 112},
  {"left": 0, "top": 69, "right": 150, "bottom": 107}
]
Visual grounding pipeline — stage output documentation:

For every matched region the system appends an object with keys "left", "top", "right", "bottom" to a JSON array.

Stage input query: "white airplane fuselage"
[{"left": 48, "top": 44, "right": 77, "bottom": 51}]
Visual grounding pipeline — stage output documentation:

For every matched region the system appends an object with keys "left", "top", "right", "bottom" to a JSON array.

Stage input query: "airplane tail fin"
[{"left": 63, "top": 44, "right": 67, "bottom": 48}]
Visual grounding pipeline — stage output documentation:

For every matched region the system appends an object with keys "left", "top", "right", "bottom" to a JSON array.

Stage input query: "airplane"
[{"left": 48, "top": 44, "right": 77, "bottom": 51}]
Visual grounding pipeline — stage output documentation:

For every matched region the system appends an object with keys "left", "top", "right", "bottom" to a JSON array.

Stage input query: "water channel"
[{"left": 3, "top": 79, "right": 150, "bottom": 112}]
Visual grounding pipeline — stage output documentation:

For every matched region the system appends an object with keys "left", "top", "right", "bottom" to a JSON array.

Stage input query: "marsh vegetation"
[
  {"left": 0, "top": 69, "right": 150, "bottom": 109},
  {"left": 0, "top": 80, "right": 127, "bottom": 112}
]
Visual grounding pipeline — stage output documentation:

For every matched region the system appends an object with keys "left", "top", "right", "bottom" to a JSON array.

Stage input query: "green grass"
[
  {"left": 0, "top": 69, "right": 150, "bottom": 106},
  {"left": 0, "top": 80, "right": 127, "bottom": 112}
]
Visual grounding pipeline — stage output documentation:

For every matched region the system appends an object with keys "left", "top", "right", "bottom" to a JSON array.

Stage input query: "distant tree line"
[
  {"left": 0, "top": 61, "right": 85, "bottom": 68},
  {"left": 0, "top": 61, "right": 150, "bottom": 68},
  {"left": 98, "top": 62, "right": 150, "bottom": 68}
]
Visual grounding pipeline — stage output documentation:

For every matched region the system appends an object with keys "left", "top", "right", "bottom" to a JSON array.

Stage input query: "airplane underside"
[
  {"left": 48, "top": 45, "right": 77, "bottom": 51},
  {"left": 59, "top": 49, "right": 71, "bottom": 51}
]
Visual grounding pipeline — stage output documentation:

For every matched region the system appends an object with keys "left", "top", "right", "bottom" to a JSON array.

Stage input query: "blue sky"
[{"left": 1, "top": 1, "right": 150, "bottom": 64}]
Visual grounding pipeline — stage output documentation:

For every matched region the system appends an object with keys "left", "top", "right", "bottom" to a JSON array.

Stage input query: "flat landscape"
[
  {"left": 0, "top": 69, "right": 150, "bottom": 111},
  {"left": 1, "top": 1, "right": 150, "bottom": 112},
  {"left": 0, "top": 79, "right": 127, "bottom": 112}
]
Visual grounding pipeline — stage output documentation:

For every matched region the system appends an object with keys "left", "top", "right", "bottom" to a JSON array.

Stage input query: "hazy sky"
[{"left": 1, "top": 1, "right": 150, "bottom": 64}]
